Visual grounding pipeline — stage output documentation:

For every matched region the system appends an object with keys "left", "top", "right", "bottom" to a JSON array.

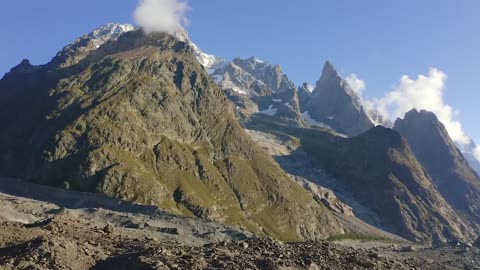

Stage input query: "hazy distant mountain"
[
  {"left": 458, "top": 140, "right": 480, "bottom": 175},
  {"left": 297, "top": 83, "right": 311, "bottom": 113},
  {"left": 0, "top": 25, "right": 342, "bottom": 241},
  {"left": 210, "top": 57, "right": 307, "bottom": 126},
  {"left": 394, "top": 109, "right": 480, "bottom": 228}
]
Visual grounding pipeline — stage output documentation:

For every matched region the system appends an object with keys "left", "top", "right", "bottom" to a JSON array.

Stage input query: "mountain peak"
[
  {"left": 49, "top": 23, "right": 135, "bottom": 68},
  {"left": 394, "top": 109, "right": 480, "bottom": 226},
  {"left": 233, "top": 57, "right": 270, "bottom": 69},
  {"left": 306, "top": 60, "right": 373, "bottom": 136},
  {"left": 403, "top": 108, "right": 437, "bottom": 121},
  {"left": 246, "top": 56, "right": 265, "bottom": 64},
  {"left": 169, "top": 26, "right": 222, "bottom": 69},
  {"left": 320, "top": 61, "right": 341, "bottom": 82},
  {"left": 10, "top": 59, "right": 36, "bottom": 73},
  {"left": 394, "top": 109, "right": 452, "bottom": 149},
  {"left": 89, "top": 23, "right": 135, "bottom": 41}
]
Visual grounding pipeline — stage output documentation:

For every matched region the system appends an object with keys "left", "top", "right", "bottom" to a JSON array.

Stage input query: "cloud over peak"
[
  {"left": 370, "top": 68, "right": 470, "bottom": 145},
  {"left": 133, "top": 0, "right": 190, "bottom": 34},
  {"left": 474, "top": 145, "right": 480, "bottom": 162},
  {"left": 345, "top": 73, "right": 366, "bottom": 95}
]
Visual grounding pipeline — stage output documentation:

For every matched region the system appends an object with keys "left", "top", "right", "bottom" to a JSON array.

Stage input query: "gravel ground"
[
  {"left": 0, "top": 178, "right": 479, "bottom": 269},
  {"left": 1, "top": 218, "right": 480, "bottom": 269}
]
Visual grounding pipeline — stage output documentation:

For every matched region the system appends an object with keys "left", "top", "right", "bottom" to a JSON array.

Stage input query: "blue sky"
[{"left": 1, "top": 0, "right": 478, "bottom": 143}]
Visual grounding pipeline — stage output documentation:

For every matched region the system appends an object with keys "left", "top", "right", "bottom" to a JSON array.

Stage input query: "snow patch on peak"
[
  {"left": 252, "top": 57, "right": 264, "bottom": 63},
  {"left": 212, "top": 74, "right": 224, "bottom": 84},
  {"left": 70, "top": 23, "right": 135, "bottom": 51},
  {"left": 221, "top": 80, "right": 247, "bottom": 95},
  {"left": 50, "top": 23, "right": 136, "bottom": 68},
  {"left": 258, "top": 105, "right": 278, "bottom": 116},
  {"left": 172, "top": 26, "right": 223, "bottom": 69},
  {"left": 90, "top": 23, "right": 135, "bottom": 40},
  {"left": 172, "top": 26, "right": 189, "bottom": 42},
  {"left": 303, "top": 111, "right": 332, "bottom": 130}
]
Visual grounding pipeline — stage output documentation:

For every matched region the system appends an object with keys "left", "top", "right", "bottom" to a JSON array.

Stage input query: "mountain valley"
[{"left": 1, "top": 23, "right": 480, "bottom": 269}]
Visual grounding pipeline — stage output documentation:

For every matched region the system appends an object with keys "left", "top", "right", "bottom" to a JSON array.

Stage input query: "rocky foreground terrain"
[{"left": 0, "top": 178, "right": 479, "bottom": 270}]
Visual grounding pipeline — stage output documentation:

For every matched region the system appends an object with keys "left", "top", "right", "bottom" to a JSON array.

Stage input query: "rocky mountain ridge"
[
  {"left": 303, "top": 61, "right": 374, "bottom": 136},
  {"left": 394, "top": 109, "right": 480, "bottom": 230},
  {"left": 0, "top": 28, "right": 342, "bottom": 241},
  {"left": 245, "top": 114, "right": 475, "bottom": 244},
  {"left": 2, "top": 22, "right": 480, "bottom": 247}
]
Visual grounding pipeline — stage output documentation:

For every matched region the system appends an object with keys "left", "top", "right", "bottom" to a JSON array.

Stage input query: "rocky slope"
[
  {"left": 245, "top": 129, "right": 411, "bottom": 242},
  {"left": 49, "top": 23, "right": 135, "bottom": 69},
  {"left": 0, "top": 28, "right": 342, "bottom": 241},
  {"left": 305, "top": 61, "right": 374, "bottom": 136},
  {"left": 245, "top": 114, "right": 474, "bottom": 244},
  {"left": 211, "top": 57, "right": 306, "bottom": 126},
  {"left": 394, "top": 109, "right": 480, "bottom": 228},
  {"left": 302, "top": 125, "right": 474, "bottom": 243},
  {"left": 297, "top": 83, "right": 312, "bottom": 113},
  {"left": 5, "top": 223, "right": 479, "bottom": 270},
  {"left": 2, "top": 177, "right": 479, "bottom": 270}
]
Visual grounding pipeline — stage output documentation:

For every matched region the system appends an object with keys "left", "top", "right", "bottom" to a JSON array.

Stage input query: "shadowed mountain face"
[
  {"left": 0, "top": 29, "right": 342, "bottom": 241},
  {"left": 305, "top": 62, "right": 374, "bottom": 136},
  {"left": 301, "top": 125, "right": 474, "bottom": 243},
  {"left": 394, "top": 109, "right": 480, "bottom": 227},
  {"left": 297, "top": 83, "right": 311, "bottom": 113},
  {"left": 244, "top": 114, "right": 475, "bottom": 244}
]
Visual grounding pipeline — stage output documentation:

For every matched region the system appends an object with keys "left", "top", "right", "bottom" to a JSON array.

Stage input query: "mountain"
[
  {"left": 297, "top": 83, "right": 312, "bottom": 113},
  {"left": 301, "top": 125, "right": 473, "bottom": 243},
  {"left": 172, "top": 27, "right": 225, "bottom": 69},
  {"left": 0, "top": 26, "right": 343, "bottom": 241},
  {"left": 49, "top": 23, "right": 135, "bottom": 68},
  {"left": 305, "top": 61, "right": 374, "bottom": 136},
  {"left": 245, "top": 112, "right": 474, "bottom": 243},
  {"left": 49, "top": 23, "right": 224, "bottom": 71},
  {"left": 394, "top": 109, "right": 480, "bottom": 227},
  {"left": 211, "top": 57, "right": 306, "bottom": 125}
]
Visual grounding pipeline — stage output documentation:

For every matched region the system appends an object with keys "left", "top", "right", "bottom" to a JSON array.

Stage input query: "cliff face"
[
  {"left": 301, "top": 125, "right": 473, "bottom": 243},
  {"left": 306, "top": 62, "right": 374, "bottom": 136},
  {"left": 0, "top": 30, "right": 342, "bottom": 241},
  {"left": 394, "top": 109, "right": 480, "bottom": 228}
]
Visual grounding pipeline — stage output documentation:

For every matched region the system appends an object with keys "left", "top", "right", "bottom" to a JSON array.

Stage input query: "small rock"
[
  {"left": 103, "top": 224, "right": 115, "bottom": 234},
  {"left": 473, "top": 237, "right": 480, "bottom": 248},
  {"left": 146, "top": 236, "right": 159, "bottom": 242},
  {"left": 401, "top": 246, "right": 416, "bottom": 252}
]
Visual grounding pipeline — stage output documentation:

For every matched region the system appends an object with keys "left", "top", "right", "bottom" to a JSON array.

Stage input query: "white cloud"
[
  {"left": 371, "top": 68, "right": 470, "bottom": 145},
  {"left": 345, "top": 73, "right": 366, "bottom": 95},
  {"left": 474, "top": 145, "right": 480, "bottom": 162},
  {"left": 306, "top": 83, "right": 315, "bottom": 92},
  {"left": 133, "top": 0, "right": 190, "bottom": 34}
]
